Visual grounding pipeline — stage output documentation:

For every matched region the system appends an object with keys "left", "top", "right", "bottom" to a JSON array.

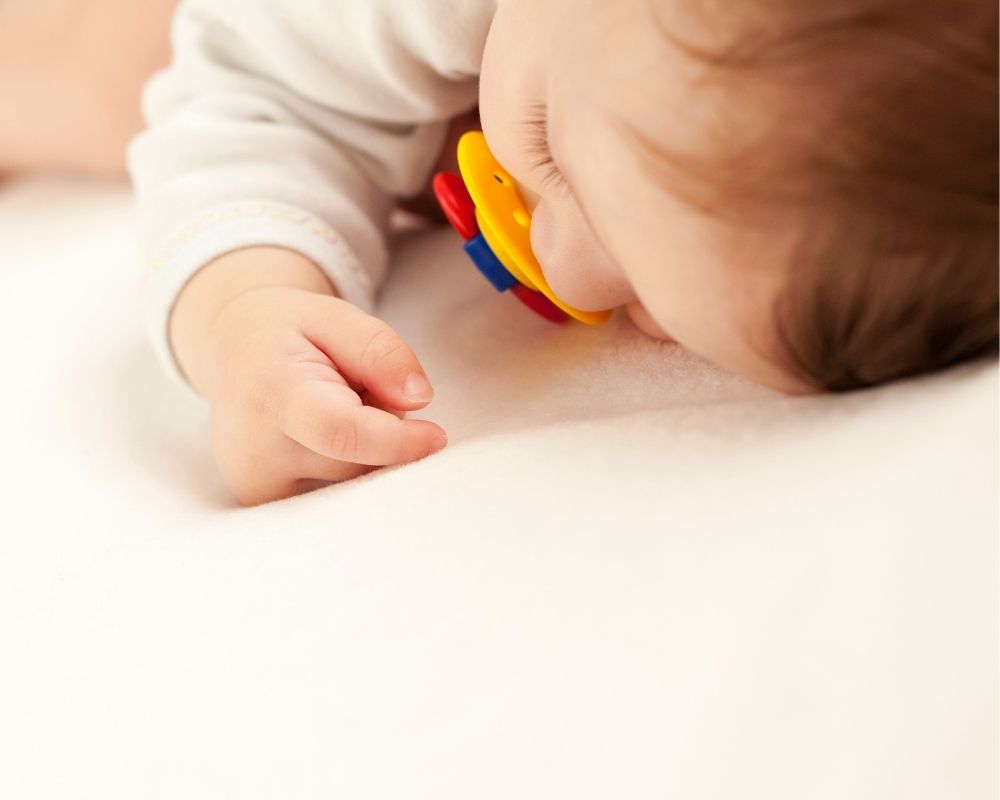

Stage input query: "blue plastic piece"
[{"left": 464, "top": 234, "right": 517, "bottom": 292}]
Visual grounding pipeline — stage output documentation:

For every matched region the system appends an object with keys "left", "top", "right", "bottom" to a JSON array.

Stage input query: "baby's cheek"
[
  {"left": 529, "top": 200, "right": 632, "bottom": 311},
  {"left": 528, "top": 205, "right": 576, "bottom": 300},
  {"left": 625, "top": 302, "right": 676, "bottom": 342}
]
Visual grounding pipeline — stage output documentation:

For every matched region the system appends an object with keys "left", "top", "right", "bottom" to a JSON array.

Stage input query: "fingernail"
[
  {"left": 428, "top": 433, "right": 448, "bottom": 455},
  {"left": 403, "top": 372, "right": 434, "bottom": 402}
]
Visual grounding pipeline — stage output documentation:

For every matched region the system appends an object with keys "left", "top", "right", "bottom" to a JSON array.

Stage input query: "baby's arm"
[{"left": 130, "top": 0, "right": 497, "bottom": 502}]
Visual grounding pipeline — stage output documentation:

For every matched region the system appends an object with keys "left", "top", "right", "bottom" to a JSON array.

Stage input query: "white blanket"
[{"left": 1, "top": 178, "right": 996, "bottom": 799}]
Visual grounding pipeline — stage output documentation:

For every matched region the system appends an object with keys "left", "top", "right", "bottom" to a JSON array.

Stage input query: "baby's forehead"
[{"left": 558, "top": 17, "right": 736, "bottom": 171}]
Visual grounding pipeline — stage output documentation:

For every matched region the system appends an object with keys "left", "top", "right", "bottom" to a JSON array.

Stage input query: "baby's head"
[{"left": 478, "top": 0, "right": 998, "bottom": 393}]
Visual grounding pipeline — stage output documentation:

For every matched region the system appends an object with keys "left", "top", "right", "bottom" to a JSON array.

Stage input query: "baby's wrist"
[{"left": 169, "top": 246, "right": 335, "bottom": 395}]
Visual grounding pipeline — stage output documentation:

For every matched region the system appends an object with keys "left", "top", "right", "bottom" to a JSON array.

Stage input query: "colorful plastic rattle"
[{"left": 432, "top": 131, "right": 612, "bottom": 325}]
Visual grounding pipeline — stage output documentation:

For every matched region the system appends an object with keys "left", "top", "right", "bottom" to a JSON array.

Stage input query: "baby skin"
[{"left": 169, "top": 0, "right": 813, "bottom": 505}]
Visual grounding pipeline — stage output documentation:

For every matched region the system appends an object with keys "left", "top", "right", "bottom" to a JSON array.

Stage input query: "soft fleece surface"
[{"left": 1, "top": 179, "right": 996, "bottom": 799}]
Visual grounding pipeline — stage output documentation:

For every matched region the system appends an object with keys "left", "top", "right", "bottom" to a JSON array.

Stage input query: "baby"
[{"left": 128, "top": 0, "right": 998, "bottom": 505}]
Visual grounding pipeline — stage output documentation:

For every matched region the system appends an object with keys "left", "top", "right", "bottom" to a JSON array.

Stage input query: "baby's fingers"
[
  {"left": 301, "top": 299, "right": 435, "bottom": 411},
  {"left": 359, "top": 389, "right": 406, "bottom": 420},
  {"left": 282, "top": 380, "right": 447, "bottom": 466}
]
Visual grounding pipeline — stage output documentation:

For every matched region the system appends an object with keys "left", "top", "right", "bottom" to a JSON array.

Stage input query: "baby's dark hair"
[{"left": 643, "top": 0, "right": 998, "bottom": 390}]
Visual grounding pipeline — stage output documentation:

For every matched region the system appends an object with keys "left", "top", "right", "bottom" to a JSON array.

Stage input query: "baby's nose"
[{"left": 529, "top": 198, "right": 635, "bottom": 311}]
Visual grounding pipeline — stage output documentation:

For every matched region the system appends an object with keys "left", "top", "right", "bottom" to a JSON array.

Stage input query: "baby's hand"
[{"left": 199, "top": 287, "right": 446, "bottom": 504}]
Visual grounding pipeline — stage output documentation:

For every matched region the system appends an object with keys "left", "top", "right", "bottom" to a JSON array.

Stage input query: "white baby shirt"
[{"left": 129, "top": 0, "right": 499, "bottom": 386}]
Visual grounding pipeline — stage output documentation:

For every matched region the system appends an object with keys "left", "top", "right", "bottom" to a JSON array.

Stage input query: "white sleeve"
[{"left": 128, "top": 0, "right": 497, "bottom": 387}]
